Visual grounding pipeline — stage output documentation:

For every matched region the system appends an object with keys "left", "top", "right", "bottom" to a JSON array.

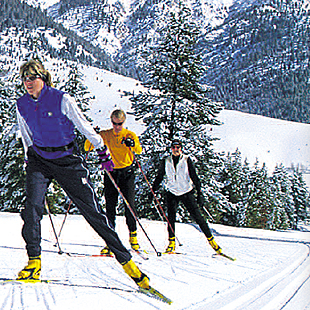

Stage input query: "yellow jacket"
[{"left": 84, "top": 128, "right": 142, "bottom": 169}]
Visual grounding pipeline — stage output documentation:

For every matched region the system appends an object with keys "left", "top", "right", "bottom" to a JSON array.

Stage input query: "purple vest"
[{"left": 17, "top": 85, "right": 76, "bottom": 159}]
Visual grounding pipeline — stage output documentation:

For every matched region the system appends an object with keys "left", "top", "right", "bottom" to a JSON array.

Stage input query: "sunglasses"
[
  {"left": 112, "top": 120, "right": 124, "bottom": 126},
  {"left": 22, "top": 75, "right": 40, "bottom": 82},
  {"left": 171, "top": 145, "right": 181, "bottom": 150}
]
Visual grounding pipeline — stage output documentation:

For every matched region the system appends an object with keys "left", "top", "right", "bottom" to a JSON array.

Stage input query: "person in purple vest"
[{"left": 16, "top": 59, "right": 149, "bottom": 289}]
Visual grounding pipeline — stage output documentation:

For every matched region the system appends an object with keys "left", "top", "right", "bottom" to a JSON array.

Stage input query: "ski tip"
[
  {"left": 130, "top": 249, "right": 149, "bottom": 260},
  {"left": 139, "top": 286, "right": 173, "bottom": 305},
  {"left": 162, "top": 251, "right": 184, "bottom": 255},
  {"left": 212, "top": 253, "right": 236, "bottom": 261},
  {"left": 97, "top": 254, "right": 114, "bottom": 258},
  {"left": 222, "top": 253, "right": 236, "bottom": 261}
]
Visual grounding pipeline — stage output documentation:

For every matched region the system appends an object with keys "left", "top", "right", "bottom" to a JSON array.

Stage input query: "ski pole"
[
  {"left": 56, "top": 200, "right": 72, "bottom": 241},
  {"left": 44, "top": 199, "right": 64, "bottom": 255},
  {"left": 104, "top": 168, "right": 161, "bottom": 257},
  {"left": 202, "top": 205, "right": 215, "bottom": 222},
  {"left": 127, "top": 148, "right": 182, "bottom": 246}
]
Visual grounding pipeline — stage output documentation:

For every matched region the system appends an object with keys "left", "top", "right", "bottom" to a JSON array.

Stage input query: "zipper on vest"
[{"left": 33, "top": 98, "right": 39, "bottom": 111}]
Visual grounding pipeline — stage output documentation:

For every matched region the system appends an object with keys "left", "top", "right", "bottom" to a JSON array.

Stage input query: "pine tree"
[
  {"left": 60, "top": 64, "right": 93, "bottom": 151},
  {"left": 290, "top": 169, "right": 310, "bottom": 228},
  {"left": 128, "top": 2, "right": 224, "bottom": 221},
  {"left": 270, "top": 164, "right": 294, "bottom": 229},
  {"left": 59, "top": 64, "right": 106, "bottom": 211},
  {"left": 218, "top": 149, "right": 250, "bottom": 227},
  {"left": 246, "top": 161, "right": 275, "bottom": 229},
  {"left": 0, "top": 74, "right": 25, "bottom": 212}
]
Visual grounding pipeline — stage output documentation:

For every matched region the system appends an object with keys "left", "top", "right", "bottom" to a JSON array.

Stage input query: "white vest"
[{"left": 165, "top": 154, "right": 194, "bottom": 196}]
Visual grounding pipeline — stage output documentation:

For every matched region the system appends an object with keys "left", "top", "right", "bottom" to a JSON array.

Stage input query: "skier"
[
  {"left": 84, "top": 109, "right": 142, "bottom": 256},
  {"left": 149, "top": 139, "right": 222, "bottom": 254},
  {"left": 16, "top": 59, "right": 149, "bottom": 289}
]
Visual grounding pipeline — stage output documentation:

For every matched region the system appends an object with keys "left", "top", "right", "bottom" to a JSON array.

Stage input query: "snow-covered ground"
[{"left": 0, "top": 213, "right": 309, "bottom": 310}]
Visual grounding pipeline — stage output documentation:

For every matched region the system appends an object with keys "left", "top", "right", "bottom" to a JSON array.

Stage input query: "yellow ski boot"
[
  {"left": 164, "top": 237, "right": 176, "bottom": 254},
  {"left": 100, "top": 245, "right": 113, "bottom": 257},
  {"left": 129, "top": 231, "right": 140, "bottom": 251},
  {"left": 17, "top": 256, "right": 41, "bottom": 281},
  {"left": 207, "top": 236, "right": 222, "bottom": 254},
  {"left": 122, "top": 259, "right": 149, "bottom": 289}
]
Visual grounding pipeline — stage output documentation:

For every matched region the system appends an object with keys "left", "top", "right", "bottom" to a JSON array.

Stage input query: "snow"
[
  {"left": 22, "top": 0, "right": 60, "bottom": 10},
  {"left": 2, "top": 59, "right": 308, "bottom": 309},
  {"left": 0, "top": 212, "right": 309, "bottom": 309},
  {"left": 81, "top": 65, "right": 145, "bottom": 133},
  {"left": 210, "top": 110, "right": 310, "bottom": 170}
]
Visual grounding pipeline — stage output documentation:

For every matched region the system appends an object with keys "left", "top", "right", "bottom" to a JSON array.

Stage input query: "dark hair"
[{"left": 171, "top": 139, "right": 182, "bottom": 147}]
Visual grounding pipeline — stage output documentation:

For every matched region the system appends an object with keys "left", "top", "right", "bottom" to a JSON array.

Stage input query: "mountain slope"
[
  {"left": 0, "top": 0, "right": 117, "bottom": 73},
  {"left": 36, "top": 0, "right": 310, "bottom": 124}
]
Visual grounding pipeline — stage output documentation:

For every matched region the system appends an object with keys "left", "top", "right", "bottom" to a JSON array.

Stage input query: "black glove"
[
  {"left": 94, "top": 126, "right": 100, "bottom": 133},
  {"left": 123, "top": 137, "right": 135, "bottom": 147}
]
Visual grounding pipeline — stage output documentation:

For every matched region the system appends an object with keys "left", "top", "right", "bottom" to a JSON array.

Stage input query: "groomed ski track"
[{"left": 0, "top": 213, "right": 309, "bottom": 310}]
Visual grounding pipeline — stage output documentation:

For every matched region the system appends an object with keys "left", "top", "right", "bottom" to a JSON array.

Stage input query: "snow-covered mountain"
[
  {"left": 27, "top": 0, "right": 235, "bottom": 56},
  {"left": 3, "top": 0, "right": 310, "bottom": 124}
]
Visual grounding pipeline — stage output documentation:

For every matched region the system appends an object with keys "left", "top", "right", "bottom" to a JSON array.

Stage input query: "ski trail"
[
  {"left": 0, "top": 286, "right": 13, "bottom": 310},
  {"left": 191, "top": 243, "right": 310, "bottom": 310}
]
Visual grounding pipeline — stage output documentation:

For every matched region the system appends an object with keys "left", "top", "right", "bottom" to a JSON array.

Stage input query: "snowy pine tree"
[
  {"left": 59, "top": 65, "right": 106, "bottom": 211},
  {"left": 290, "top": 169, "right": 310, "bottom": 228},
  {"left": 218, "top": 149, "right": 251, "bottom": 227},
  {"left": 127, "top": 2, "right": 224, "bottom": 221},
  {"left": 0, "top": 74, "right": 25, "bottom": 211},
  {"left": 270, "top": 164, "right": 294, "bottom": 229},
  {"left": 60, "top": 64, "right": 93, "bottom": 151},
  {"left": 246, "top": 161, "right": 275, "bottom": 229}
]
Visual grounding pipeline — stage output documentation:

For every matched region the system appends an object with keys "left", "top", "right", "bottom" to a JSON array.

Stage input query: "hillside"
[
  {"left": 78, "top": 65, "right": 310, "bottom": 187},
  {"left": 0, "top": 0, "right": 117, "bottom": 74}
]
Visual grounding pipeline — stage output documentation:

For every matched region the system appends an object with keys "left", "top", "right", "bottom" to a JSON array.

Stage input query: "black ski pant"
[
  {"left": 165, "top": 190, "right": 212, "bottom": 239},
  {"left": 21, "top": 147, "right": 132, "bottom": 264},
  {"left": 104, "top": 165, "right": 137, "bottom": 233}
]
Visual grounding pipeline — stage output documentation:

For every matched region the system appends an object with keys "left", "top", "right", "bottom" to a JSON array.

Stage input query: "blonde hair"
[
  {"left": 110, "top": 109, "right": 126, "bottom": 120},
  {"left": 20, "top": 59, "right": 52, "bottom": 86}
]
